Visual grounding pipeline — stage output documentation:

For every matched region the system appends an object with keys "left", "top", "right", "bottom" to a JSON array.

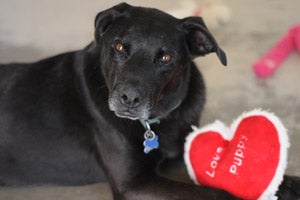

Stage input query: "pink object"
[
  {"left": 184, "top": 110, "right": 289, "bottom": 200},
  {"left": 253, "top": 24, "right": 300, "bottom": 78},
  {"left": 193, "top": 8, "right": 201, "bottom": 16}
]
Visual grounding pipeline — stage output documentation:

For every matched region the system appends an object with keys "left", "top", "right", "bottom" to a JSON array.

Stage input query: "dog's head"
[{"left": 94, "top": 3, "right": 226, "bottom": 120}]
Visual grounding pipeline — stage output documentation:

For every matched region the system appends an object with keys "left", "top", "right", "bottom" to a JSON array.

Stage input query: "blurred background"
[{"left": 0, "top": 0, "right": 300, "bottom": 199}]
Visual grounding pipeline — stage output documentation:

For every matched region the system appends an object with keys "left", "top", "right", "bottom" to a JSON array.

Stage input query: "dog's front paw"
[{"left": 276, "top": 175, "right": 300, "bottom": 200}]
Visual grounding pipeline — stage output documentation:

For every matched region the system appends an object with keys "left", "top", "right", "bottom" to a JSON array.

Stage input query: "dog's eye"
[
  {"left": 160, "top": 53, "right": 172, "bottom": 64},
  {"left": 114, "top": 42, "right": 125, "bottom": 53}
]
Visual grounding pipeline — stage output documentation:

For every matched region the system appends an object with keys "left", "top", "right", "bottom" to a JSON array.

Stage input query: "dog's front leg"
[
  {"left": 276, "top": 175, "right": 300, "bottom": 199},
  {"left": 116, "top": 175, "right": 238, "bottom": 200},
  {"left": 94, "top": 130, "right": 238, "bottom": 200}
]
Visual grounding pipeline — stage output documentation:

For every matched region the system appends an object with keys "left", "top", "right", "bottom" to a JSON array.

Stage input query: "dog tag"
[
  {"left": 143, "top": 130, "right": 159, "bottom": 154},
  {"left": 140, "top": 119, "right": 160, "bottom": 154}
]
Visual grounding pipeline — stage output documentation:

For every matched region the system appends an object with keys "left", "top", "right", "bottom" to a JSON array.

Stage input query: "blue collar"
[{"left": 139, "top": 117, "right": 160, "bottom": 128}]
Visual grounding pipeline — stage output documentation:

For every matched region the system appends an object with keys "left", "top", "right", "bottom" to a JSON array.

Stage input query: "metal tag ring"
[{"left": 144, "top": 130, "right": 155, "bottom": 140}]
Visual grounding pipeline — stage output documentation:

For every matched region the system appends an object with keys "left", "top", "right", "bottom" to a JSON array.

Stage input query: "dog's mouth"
[
  {"left": 113, "top": 109, "right": 142, "bottom": 120},
  {"left": 108, "top": 97, "right": 151, "bottom": 121}
]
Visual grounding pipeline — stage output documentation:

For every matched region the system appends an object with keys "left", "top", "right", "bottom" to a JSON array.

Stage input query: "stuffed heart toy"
[{"left": 184, "top": 110, "right": 289, "bottom": 200}]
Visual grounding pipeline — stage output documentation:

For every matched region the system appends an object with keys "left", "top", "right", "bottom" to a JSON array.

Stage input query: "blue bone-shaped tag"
[{"left": 143, "top": 135, "right": 159, "bottom": 154}]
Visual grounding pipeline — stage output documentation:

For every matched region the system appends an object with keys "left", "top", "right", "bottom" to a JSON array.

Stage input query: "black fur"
[{"left": 0, "top": 3, "right": 299, "bottom": 199}]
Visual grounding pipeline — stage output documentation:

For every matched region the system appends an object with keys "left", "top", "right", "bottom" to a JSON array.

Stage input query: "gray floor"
[{"left": 0, "top": 0, "right": 299, "bottom": 199}]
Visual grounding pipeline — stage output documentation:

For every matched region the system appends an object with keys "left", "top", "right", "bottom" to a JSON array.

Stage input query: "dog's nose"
[{"left": 120, "top": 88, "right": 142, "bottom": 108}]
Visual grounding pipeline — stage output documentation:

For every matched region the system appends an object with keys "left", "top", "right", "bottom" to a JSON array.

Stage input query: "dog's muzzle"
[{"left": 108, "top": 84, "right": 151, "bottom": 120}]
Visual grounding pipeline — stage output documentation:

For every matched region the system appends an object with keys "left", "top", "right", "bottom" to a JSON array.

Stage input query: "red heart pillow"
[{"left": 184, "top": 110, "right": 289, "bottom": 200}]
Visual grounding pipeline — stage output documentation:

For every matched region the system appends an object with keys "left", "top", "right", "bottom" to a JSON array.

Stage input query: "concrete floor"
[{"left": 0, "top": 0, "right": 300, "bottom": 199}]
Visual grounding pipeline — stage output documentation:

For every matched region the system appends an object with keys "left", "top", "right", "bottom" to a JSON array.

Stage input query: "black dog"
[{"left": 0, "top": 3, "right": 299, "bottom": 199}]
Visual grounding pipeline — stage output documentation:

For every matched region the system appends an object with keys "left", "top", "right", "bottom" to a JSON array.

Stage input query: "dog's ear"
[
  {"left": 181, "top": 17, "right": 227, "bottom": 66},
  {"left": 94, "top": 3, "right": 130, "bottom": 42}
]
